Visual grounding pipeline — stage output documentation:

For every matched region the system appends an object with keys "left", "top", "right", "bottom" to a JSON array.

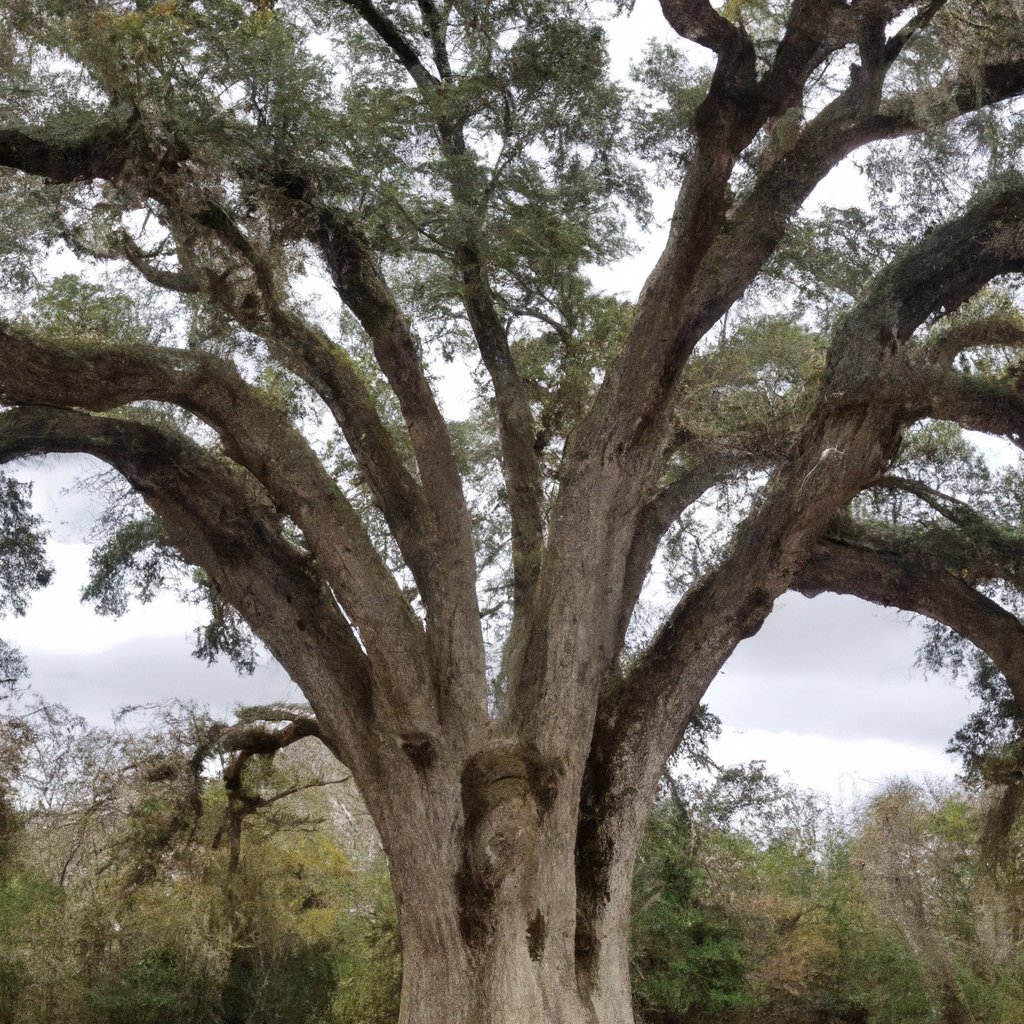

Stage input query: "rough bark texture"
[{"left": 4, "top": 1, "right": 1024, "bottom": 1021}]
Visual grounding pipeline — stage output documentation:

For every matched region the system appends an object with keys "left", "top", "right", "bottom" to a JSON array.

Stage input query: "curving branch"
[
  {"left": 794, "top": 534, "right": 1024, "bottom": 709},
  {"left": 622, "top": 180, "right": 1024, "bottom": 734},
  {"left": 614, "top": 449, "right": 761, "bottom": 657},
  {"left": 0, "top": 323, "right": 442, "bottom": 725},
  {"left": 1, "top": 119, "right": 487, "bottom": 707},
  {"left": 0, "top": 406, "right": 377, "bottom": 756},
  {"left": 870, "top": 475, "right": 992, "bottom": 530},
  {"left": 504, "top": 0, "right": 864, "bottom": 748},
  {"left": 659, "top": 0, "right": 743, "bottom": 53},
  {"left": 926, "top": 311, "right": 1024, "bottom": 363},
  {"left": 144, "top": 207, "right": 436, "bottom": 588},
  {"left": 0, "top": 126, "right": 430, "bottom": 582},
  {"left": 213, "top": 710, "right": 337, "bottom": 873},
  {"left": 691, "top": 61, "right": 1024, "bottom": 379},
  {"left": 341, "top": 0, "right": 440, "bottom": 90}
]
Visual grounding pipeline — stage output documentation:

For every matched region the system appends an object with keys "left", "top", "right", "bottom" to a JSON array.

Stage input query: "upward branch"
[
  {"left": 341, "top": 0, "right": 547, "bottom": 620},
  {"left": 596, "top": 179, "right": 1024, "bottom": 813}
]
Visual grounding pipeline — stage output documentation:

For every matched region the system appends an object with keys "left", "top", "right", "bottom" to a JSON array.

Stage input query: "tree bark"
[{"left": 354, "top": 731, "right": 641, "bottom": 1024}]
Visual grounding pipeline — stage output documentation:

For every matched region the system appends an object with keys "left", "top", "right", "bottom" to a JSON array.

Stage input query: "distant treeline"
[{"left": 1, "top": 695, "right": 1023, "bottom": 1024}]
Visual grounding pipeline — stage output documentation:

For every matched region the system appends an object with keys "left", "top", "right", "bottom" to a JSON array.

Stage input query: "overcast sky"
[
  {"left": 0, "top": 0, "right": 991, "bottom": 801},
  {"left": 3, "top": 454, "right": 980, "bottom": 801}
]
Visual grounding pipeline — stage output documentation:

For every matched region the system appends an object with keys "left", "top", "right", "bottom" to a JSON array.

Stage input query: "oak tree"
[{"left": 4, "top": 0, "right": 1024, "bottom": 1020}]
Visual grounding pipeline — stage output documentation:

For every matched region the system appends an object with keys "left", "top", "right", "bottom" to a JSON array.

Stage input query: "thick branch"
[
  {"left": 582, "top": 179, "right": 1024, "bottom": 857},
  {"left": 0, "top": 324, "right": 440, "bottom": 727},
  {"left": 0, "top": 124, "right": 440, "bottom": 607},
  {"left": 795, "top": 536, "right": 1024, "bottom": 708},
  {"left": 0, "top": 116, "right": 486, "bottom": 703},
  {"left": 461, "top": 259, "right": 546, "bottom": 615},
  {"left": 0, "top": 120, "right": 138, "bottom": 183},
  {"left": 871, "top": 475, "right": 991, "bottom": 531},
  {"left": 596, "top": 49, "right": 1024, "bottom": 472},
  {"left": 0, "top": 406, "right": 375, "bottom": 757},
  {"left": 504, "top": 0, "right": 855, "bottom": 746},
  {"left": 927, "top": 312, "right": 1024, "bottom": 363},
  {"left": 659, "top": 0, "right": 740, "bottom": 53},
  {"left": 615, "top": 450, "right": 758, "bottom": 655},
  {"left": 110, "top": 188, "right": 487, "bottom": 714},
  {"left": 923, "top": 370, "right": 1024, "bottom": 450},
  {"left": 214, "top": 714, "right": 324, "bottom": 756},
  {"left": 313, "top": 211, "right": 487, "bottom": 697}
]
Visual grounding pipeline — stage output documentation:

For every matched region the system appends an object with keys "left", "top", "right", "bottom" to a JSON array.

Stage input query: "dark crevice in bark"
[
  {"left": 454, "top": 857, "right": 498, "bottom": 950},
  {"left": 573, "top": 743, "right": 617, "bottom": 991},
  {"left": 400, "top": 732, "right": 437, "bottom": 771},
  {"left": 527, "top": 909, "right": 547, "bottom": 961}
]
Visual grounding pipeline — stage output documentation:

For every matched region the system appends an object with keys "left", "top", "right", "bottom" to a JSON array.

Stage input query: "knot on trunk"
[
  {"left": 455, "top": 741, "right": 560, "bottom": 949},
  {"left": 461, "top": 742, "right": 540, "bottom": 886}
]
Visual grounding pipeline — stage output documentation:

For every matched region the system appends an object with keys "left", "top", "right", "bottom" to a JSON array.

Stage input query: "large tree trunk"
[{"left": 355, "top": 731, "right": 644, "bottom": 1024}]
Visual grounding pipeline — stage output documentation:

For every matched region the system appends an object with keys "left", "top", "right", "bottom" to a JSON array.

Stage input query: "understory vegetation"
[{"left": 2, "top": 689, "right": 1023, "bottom": 1024}]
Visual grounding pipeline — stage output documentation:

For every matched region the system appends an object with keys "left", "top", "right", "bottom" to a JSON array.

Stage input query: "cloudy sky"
[
  {"left": 0, "top": 0, "right": 990, "bottom": 801},
  {"left": 3, "top": 453, "right": 980, "bottom": 802}
]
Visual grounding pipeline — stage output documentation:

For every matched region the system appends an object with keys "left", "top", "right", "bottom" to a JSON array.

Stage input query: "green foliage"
[
  {"left": 329, "top": 866, "right": 402, "bottom": 1024},
  {"left": 0, "top": 475, "right": 51, "bottom": 618},
  {"left": 632, "top": 798, "right": 752, "bottom": 1021},
  {"left": 0, "top": 698, "right": 401, "bottom": 1024},
  {"left": 629, "top": 765, "right": 1024, "bottom": 1024},
  {"left": 189, "top": 570, "right": 261, "bottom": 674},
  {"left": 629, "top": 41, "right": 709, "bottom": 176},
  {"left": 82, "top": 515, "right": 175, "bottom": 616},
  {"left": 25, "top": 275, "right": 160, "bottom": 348},
  {"left": 82, "top": 514, "right": 261, "bottom": 673}
]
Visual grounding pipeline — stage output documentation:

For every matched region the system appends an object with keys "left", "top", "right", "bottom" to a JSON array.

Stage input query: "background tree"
[
  {"left": 0, "top": 688, "right": 401, "bottom": 1024},
  {"left": 5, "top": 1, "right": 1024, "bottom": 1021}
]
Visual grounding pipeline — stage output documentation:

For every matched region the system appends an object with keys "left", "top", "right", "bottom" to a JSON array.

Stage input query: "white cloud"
[
  {"left": 22, "top": 638, "right": 297, "bottom": 725},
  {"left": 5, "top": 541, "right": 201, "bottom": 656},
  {"left": 704, "top": 593, "right": 977, "bottom": 797},
  {"left": 709, "top": 727, "right": 964, "bottom": 803}
]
